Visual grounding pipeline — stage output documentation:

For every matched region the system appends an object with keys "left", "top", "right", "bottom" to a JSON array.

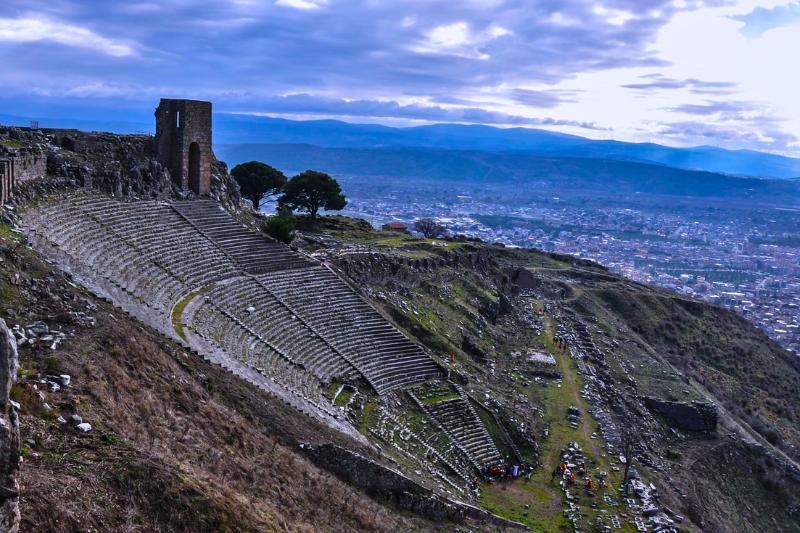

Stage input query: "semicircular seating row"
[{"left": 26, "top": 193, "right": 443, "bottom": 398}]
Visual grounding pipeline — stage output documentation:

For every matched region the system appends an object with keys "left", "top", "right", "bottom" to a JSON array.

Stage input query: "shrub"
[{"left": 261, "top": 207, "right": 296, "bottom": 244}]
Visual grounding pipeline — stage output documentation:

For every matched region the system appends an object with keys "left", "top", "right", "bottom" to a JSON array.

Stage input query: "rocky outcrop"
[
  {"left": 0, "top": 319, "right": 20, "bottom": 533},
  {"left": 1, "top": 126, "right": 241, "bottom": 209},
  {"left": 332, "top": 248, "right": 501, "bottom": 290},
  {"left": 335, "top": 252, "right": 423, "bottom": 288},
  {"left": 644, "top": 397, "right": 718, "bottom": 431}
]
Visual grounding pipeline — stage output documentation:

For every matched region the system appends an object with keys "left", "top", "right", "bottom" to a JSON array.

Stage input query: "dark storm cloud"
[{"left": 0, "top": 0, "right": 727, "bottom": 123}]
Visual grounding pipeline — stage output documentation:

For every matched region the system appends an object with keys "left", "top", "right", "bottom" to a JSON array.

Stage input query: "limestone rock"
[{"left": 0, "top": 318, "right": 20, "bottom": 533}]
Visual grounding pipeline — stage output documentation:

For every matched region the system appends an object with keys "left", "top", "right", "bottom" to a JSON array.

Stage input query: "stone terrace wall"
[
  {"left": 11, "top": 154, "right": 47, "bottom": 184},
  {"left": 644, "top": 397, "right": 718, "bottom": 431},
  {"left": 0, "top": 129, "right": 48, "bottom": 204},
  {"left": 304, "top": 444, "right": 526, "bottom": 529}
]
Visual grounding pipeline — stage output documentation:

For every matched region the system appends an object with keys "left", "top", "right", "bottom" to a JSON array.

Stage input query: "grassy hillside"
[
  {"left": 296, "top": 216, "right": 800, "bottom": 532},
  {"left": 585, "top": 286, "right": 800, "bottom": 458}
]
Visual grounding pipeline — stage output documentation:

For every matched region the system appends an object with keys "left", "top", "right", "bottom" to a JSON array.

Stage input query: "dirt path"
[
  {"left": 482, "top": 312, "right": 624, "bottom": 531},
  {"left": 553, "top": 344, "right": 602, "bottom": 458}
]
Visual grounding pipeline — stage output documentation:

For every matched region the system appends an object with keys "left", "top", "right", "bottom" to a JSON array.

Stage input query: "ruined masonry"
[
  {"left": 154, "top": 98, "right": 213, "bottom": 195},
  {"left": 0, "top": 151, "right": 46, "bottom": 205}
]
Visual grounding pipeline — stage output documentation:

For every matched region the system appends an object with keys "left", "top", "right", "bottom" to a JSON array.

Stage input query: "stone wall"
[
  {"left": 0, "top": 319, "right": 20, "bottom": 533},
  {"left": 0, "top": 151, "right": 47, "bottom": 204},
  {"left": 303, "top": 443, "right": 526, "bottom": 529},
  {"left": 0, "top": 160, "right": 11, "bottom": 204},
  {"left": 154, "top": 99, "right": 213, "bottom": 195},
  {"left": 644, "top": 397, "right": 718, "bottom": 431},
  {"left": 12, "top": 154, "right": 47, "bottom": 183}
]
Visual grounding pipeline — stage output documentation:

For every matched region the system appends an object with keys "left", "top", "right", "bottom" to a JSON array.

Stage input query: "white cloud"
[
  {"left": 477, "top": 0, "right": 800, "bottom": 154},
  {"left": 413, "top": 21, "right": 512, "bottom": 60},
  {"left": 592, "top": 4, "right": 635, "bottom": 26},
  {"left": 274, "top": 0, "right": 328, "bottom": 10},
  {"left": 653, "top": 1, "right": 800, "bottom": 151},
  {"left": 401, "top": 16, "right": 416, "bottom": 28},
  {"left": 0, "top": 17, "right": 135, "bottom": 57},
  {"left": 548, "top": 12, "right": 580, "bottom": 26}
]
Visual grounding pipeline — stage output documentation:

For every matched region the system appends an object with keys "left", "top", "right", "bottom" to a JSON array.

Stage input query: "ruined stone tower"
[{"left": 154, "top": 99, "right": 212, "bottom": 195}]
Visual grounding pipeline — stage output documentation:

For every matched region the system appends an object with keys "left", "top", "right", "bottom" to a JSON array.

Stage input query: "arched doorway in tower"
[{"left": 188, "top": 142, "right": 201, "bottom": 194}]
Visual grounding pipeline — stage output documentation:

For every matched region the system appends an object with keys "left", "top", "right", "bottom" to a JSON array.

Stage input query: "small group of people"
[
  {"left": 483, "top": 462, "right": 533, "bottom": 482},
  {"left": 553, "top": 461, "right": 605, "bottom": 494}
]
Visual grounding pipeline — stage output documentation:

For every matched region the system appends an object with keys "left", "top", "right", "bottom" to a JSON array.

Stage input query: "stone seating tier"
[
  {"left": 426, "top": 398, "right": 503, "bottom": 467},
  {"left": 172, "top": 200, "right": 313, "bottom": 273},
  {"left": 27, "top": 193, "right": 444, "bottom": 401}
]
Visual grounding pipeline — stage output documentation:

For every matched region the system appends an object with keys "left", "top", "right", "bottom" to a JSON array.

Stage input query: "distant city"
[{"left": 322, "top": 176, "right": 800, "bottom": 357}]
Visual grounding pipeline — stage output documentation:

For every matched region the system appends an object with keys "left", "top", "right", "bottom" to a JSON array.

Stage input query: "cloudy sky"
[{"left": 0, "top": 0, "right": 798, "bottom": 154}]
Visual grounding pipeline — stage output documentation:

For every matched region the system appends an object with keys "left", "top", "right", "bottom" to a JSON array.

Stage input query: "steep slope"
[
  {"left": 581, "top": 286, "right": 800, "bottom": 457},
  {"left": 1, "top": 224, "right": 453, "bottom": 532},
  {"left": 4, "top": 124, "right": 800, "bottom": 532},
  {"left": 295, "top": 217, "right": 800, "bottom": 532}
]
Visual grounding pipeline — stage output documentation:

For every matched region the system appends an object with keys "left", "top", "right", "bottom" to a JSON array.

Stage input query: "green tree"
[
  {"left": 261, "top": 206, "right": 296, "bottom": 244},
  {"left": 278, "top": 170, "right": 346, "bottom": 220},
  {"left": 231, "top": 161, "right": 287, "bottom": 209}
]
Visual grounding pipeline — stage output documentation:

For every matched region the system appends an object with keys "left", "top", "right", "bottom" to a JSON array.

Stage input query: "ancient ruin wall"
[
  {"left": 643, "top": 397, "right": 718, "bottom": 431},
  {"left": 0, "top": 152, "right": 47, "bottom": 204},
  {"left": 154, "top": 99, "right": 213, "bottom": 195},
  {"left": 12, "top": 155, "right": 47, "bottom": 183},
  {"left": 0, "top": 161, "right": 11, "bottom": 205},
  {"left": 303, "top": 444, "right": 526, "bottom": 529}
]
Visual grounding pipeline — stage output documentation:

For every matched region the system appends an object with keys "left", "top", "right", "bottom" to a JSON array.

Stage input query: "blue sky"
[{"left": 0, "top": 0, "right": 798, "bottom": 154}]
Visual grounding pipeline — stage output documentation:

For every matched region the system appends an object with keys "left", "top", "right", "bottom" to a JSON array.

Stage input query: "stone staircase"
[
  {"left": 172, "top": 200, "right": 312, "bottom": 273},
  {"left": 410, "top": 391, "right": 503, "bottom": 469}
]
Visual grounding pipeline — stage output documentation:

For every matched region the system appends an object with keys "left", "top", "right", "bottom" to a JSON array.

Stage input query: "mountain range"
[
  {"left": 2, "top": 111, "right": 799, "bottom": 180},
  {"left": 211, "top": 114, "right": 800, "bottom": 180},
  {"left": 215, "top": 143, "right": 800, "bottom": 203}
]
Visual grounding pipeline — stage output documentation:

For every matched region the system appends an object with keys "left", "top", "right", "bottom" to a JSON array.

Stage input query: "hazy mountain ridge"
[
  {"left": 211, "top": 115, "right": 800, "bottom": 179},
  {"left": 2, "top": 111, "right": 798, "bottom": 179},
  {"left": 216, "top": 143, "right": 800, "bottom": 202}
]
